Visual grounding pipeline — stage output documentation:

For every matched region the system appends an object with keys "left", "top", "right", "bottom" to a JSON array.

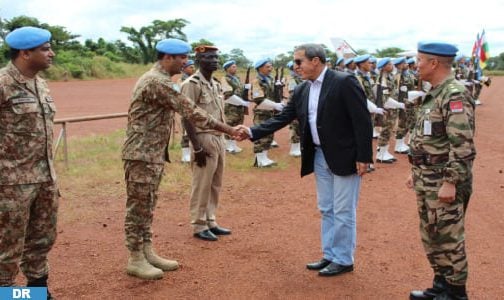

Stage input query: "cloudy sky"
[{"left": 2, "top": 0, "right": 503, "bottom": 62}]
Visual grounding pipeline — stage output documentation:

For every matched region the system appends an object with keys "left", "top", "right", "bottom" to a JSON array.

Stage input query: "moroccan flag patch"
[{"left": 449, "top": 100, "right": 463, "bottom": 113}]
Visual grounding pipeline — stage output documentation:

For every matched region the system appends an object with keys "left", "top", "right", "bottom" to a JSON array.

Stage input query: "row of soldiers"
[{"left": 174, "top": 50, "right": 488, "bottom": 170}]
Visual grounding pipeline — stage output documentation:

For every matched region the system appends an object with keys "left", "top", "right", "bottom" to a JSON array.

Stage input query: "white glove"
[
  {"left": 273, "top": 102, "right": 284, "bottom": 111},
  {"left": 407, "top": 91, "right": 426, "bottom": 103},
  {"left": 244, "top": 83, "right": 251, "bottom": 89},
  {"left": 400, "top": 86, "right": 408, "bottom": 92},
  {"left": 366, "top": 99, "right": 384, "bottom": 115},
  {"left": 384, "top": 97, "right": 405, "bottom": 109}
]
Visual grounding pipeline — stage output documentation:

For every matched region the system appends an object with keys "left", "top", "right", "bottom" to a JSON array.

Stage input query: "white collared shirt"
[{"left": 308, "top": 66, "right": 328, "bottom": 146}]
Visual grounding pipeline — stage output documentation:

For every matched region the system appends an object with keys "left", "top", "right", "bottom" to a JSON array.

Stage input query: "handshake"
[{"left": 229, "top": 125, "right": 252, "bottom": 141}]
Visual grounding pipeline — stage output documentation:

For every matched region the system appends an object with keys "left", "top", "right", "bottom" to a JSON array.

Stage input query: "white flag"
[{"left": 330, "top": 38, "right": 356, "bottom": 59}]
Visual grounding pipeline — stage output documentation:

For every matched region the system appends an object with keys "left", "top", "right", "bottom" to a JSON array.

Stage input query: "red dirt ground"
[{"left": 41, "top": 77, "right": 504, "bottom": 299}]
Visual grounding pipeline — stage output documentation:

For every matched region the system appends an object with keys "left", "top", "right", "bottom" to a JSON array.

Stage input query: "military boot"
[
  {"left": 143, "top": 242, "right": 179, "bottom": 271},
  {"left": 27, "top": 275, "right": 54, "bottom": 300},
  {"left": 410, "top": 275, "right": 447, "bottom": 300},
  {"left": 126, "top": 250, "right": 163, "bottom": 280},
  {"left": 289, "top": 143, "right": 301, "bottom": 157},
  {"left": 434, "top": 283, "right": 468, "bottom": 300}
]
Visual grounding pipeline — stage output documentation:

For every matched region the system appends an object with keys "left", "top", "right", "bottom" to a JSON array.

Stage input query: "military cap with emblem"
[
  {"left": 5, "top": 26, "right": 51, "bottom": 50},
  {"left": 392, "top": 57, "right": 407, "bottom": 65},
  {"left": 156, "top": 38, "right": 191, "bottom": 54},
  {"left": 377, "top": 57, "right": 391, "bottom": 69},
  {"left": 354, "top": 54, "right": 371, "bottom": 64},
  {"left": 254, "top": 58, "right": 271, "bottom": 69},
  {"left": 417, "top": 41, "right": 458, "bottom": 57},
  {"left": 223, "top": 60, "right": 236, "bottom": 70},
  {"left": 194, "top": 45, "right": 219, "bottom": 53}
]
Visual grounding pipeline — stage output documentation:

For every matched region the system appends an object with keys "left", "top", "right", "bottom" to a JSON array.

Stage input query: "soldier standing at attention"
[
  {"left": 222, "top": 60, "right": 245, "bottom": 154},
  {"left": 251, "top": 58, "right": 283, "bottom": 167},
  {"left": 375, "top": 57, "right": 401, "bottom": 163},
  {"left": 0, "top": 26, "right": 57, "bottom": 299},
  {"left": 393, "top": 57, "right": 413, "bottom": 154},
  {"left": 407, "top": 41, "right": 475, "bottom": 300},
  {"left": 180, "top": 45, "right": 232, "bottom": 241},
  {"left": 122, "top": 39, "right": 237, "bottom": 280},
  {"left": 178, "top": 59, "right": 195, "bottom": 163},
  {"left": 344, "top": 57, "right": 357, "bottom": 74},
  {"left": 286, "top": 61, "right": 303, "bottom": 157},
  {"left": 354, "top": 54, "right": 385, "bottom": 172}
]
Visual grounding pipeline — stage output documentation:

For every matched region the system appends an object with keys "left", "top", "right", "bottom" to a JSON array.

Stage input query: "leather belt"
[{"left": 408, "top": 152, "right": 449, "bottom": 166}]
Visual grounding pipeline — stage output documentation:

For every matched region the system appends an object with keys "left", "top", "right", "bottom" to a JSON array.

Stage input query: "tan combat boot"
[
  {"left": 143, "top": 242, "right": 179, "bottom": 271},
  {"left": 126, "top": 250, "right": 164, "bottom": 280}
]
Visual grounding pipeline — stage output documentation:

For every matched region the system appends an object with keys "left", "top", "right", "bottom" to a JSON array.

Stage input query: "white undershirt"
[{"left": 308, "top": 66, "right": 328, "bottom": 146}]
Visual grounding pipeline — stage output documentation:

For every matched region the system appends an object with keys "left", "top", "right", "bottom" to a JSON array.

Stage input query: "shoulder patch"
[{"left": 449, "top": 100, "right": 464, "bottom": 113}]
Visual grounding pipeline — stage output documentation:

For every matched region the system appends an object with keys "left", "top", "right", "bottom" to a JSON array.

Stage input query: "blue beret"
[
  {"left": 254, "top": 58, "right": 271, "bottom": 69},
  {"left": 406, "top": 57, "right": 416, "bottom": 64},
  {"left": 344, "top": 57, "right": 354, "bottom": 65},
  {"left": 377, "top": 57, "right": 391, "bottom": 69},
  {"left": 183, "top": 60, "right": 194, "bottom": 68},
  {"left": 336, "top": 57, "right": 344, "bottom": 65},
  {"left": 326, "top": 58, "right": 332, "bottom": 62},
  {"left": 369, "top": 56, "right": 377, "bottom": 63},
  {"left": 417, "top": 41, "right": 458, "bottom": 57},
  {"left": 286, "top": 61, "right": 294, "bottom": 69},
  {"left": 5, "top": 26, "right": 51, "bottom": 50},
  {"left": 354, "top": 54, "right": 371, "bottom": 64},
  {"left": 156, "top": 38, "right": 191, "bottom": 55},
  {"left": 223, "top": 60, "right": 236, "bottom": 70},
  {"left": 392, "top": 57, "right": 407, "bottom": 65}
]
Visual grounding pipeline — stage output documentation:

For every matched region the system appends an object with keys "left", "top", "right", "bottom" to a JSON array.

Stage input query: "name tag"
[
  {"left": 423, "top": 120, "right": 432, "bottom": 135},
  {"left": 11, "top": 97, "right": 37, "bottom": 104}
]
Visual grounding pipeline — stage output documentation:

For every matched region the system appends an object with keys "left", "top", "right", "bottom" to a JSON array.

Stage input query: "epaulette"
[
  {"left": 212, "top": 76, "right": 221, "bottom": 84},
  {"left": 189, "top": 75, "right": 200, "bottom": 84}
]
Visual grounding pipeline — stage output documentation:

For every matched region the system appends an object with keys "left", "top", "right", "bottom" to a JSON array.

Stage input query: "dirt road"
[{"left": 43, "top": 77, "right": 504, "bottom": 299}]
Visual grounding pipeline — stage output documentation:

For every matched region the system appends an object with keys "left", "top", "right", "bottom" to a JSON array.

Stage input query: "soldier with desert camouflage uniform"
[
  {"left": 178, "top": 59, "right": 195, "bottom": 163},
  {"left": 393, "top": 57, "right": 414, "bottom": 154},
  {"left": 122, "top": 38, "right": 236, "bottom": 280},
  {"left": 222, "top": 60, "right": 246, "bottom": 154},
  {"left": 407, "top": 41, "right": 475, "bottom": 300},
  {"left": 0, "top": 26, "right": 57, "bottom": 299}
]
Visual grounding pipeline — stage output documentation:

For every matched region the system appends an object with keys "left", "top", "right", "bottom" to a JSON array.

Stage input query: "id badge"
[{"left": 423, "top": 120, "right": 432, "bottom": 135}]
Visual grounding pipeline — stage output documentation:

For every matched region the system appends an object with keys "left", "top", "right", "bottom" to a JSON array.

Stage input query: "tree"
[
  {"left": 374, "top": 47, "right": 405, "bottom": 58},
  {"left": 120, "top": 18, "right": 189, "bottom": 64},
  {"left": 227, "top": 48, "right": 251, "bottom": 68},
  {"left": 191, "top": 38, "right": 214, "bottom": 50}
]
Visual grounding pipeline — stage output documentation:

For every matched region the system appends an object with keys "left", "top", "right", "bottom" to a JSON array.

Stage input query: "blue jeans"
[{"left": 314, "top": 147, "right": 361, "bottom": 266}]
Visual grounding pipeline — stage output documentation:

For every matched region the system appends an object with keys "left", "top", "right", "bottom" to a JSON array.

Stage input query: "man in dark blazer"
[{"left": 237, "top": 43, "right": 373, "bottom": 276}]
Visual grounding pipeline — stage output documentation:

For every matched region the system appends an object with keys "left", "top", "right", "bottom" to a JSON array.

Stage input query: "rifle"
[
  {"left": 376, "top": 69, "right": 384, "bottom": 108},
  {"left": 241, "top": 66, "right": 251, "bottom": 115},
  {"left": 398, "top": 70, "right": 407, "bottom": 103},
  {"left": 273, "top": 67, "right": 284, "bottom": 103},
  {"left": 467, "top": 56, "right": 475, "bottom": 95}
]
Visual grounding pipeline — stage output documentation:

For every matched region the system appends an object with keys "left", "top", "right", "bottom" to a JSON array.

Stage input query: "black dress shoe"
[
  {"left": 410, "top": 275, "right": 447, "bottom": 300},
  {"left": 377, "top": 158, "right": 395, "bottom": 164},
  {"left": 306, "top": 258, "right": 332, "bottom": 270},
  {"left": 193, "top": 229, "right": 218, "bottom": 241},
  {"left": 209, "top": 226, "right": 231, "bottom": 235},
  {"left": 318, "top": 262, "right": 354, "bottom": 277}
]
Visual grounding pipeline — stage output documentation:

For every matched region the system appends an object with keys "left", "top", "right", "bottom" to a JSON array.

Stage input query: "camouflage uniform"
[
  {"left": 122, "top": 62, "right": 218, "bottom": 252},
  {"left": 356, "top": 69, "right": 376, "bottom": 128},
  {"left": 222, "top": 73, "right": 246, "bottom": 132},
  {"left": 395, "top": 69, "right": 416, "bottom": 139},
  {"left": 377, "top": 73, "right": 399, "bottom": 147},
  {"left": 287, "top": 74, "right": 302, "bottom": 143},
  {"left": 409, "top": 75, "right": 476, "bottom": 285},
  {"left": 181, "top": 71, "right": 227, "bottom": 233},
  {"left": 0, "top": 62, "right": 58, "bottom": 286},
  {"left": 251, "top": 74, "right": 276, "bottom": 153}
]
